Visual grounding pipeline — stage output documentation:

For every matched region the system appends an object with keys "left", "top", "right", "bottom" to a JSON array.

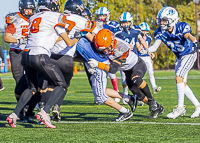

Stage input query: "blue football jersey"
[
  {"left": 104, "top": 21, "right": 120, "bottom": 34},
  {"left": 76, "top": 38, "right": 108, "bottom": 62},
  {"left": 154, "top": 22, "right": 195, "bottom": 58},
  {"left": 115, "top": 25, "right": 141, "bottom": 55},
  {"left": 138, "top": 34, "right": 152, "bottom": 57}
]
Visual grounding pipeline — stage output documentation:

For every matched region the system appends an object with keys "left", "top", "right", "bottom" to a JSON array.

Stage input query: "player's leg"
[
  {"left": 0, "top": 77, "right": 4, "bottom": 91},
  {"left": 92, "top": 68, "right": 133, "bottom": 121},
  {"left": 108, "top": 73, "right": 120, "bottom": 102},
  {"left": 167, "top": 52, "right": 197, "bottom": 119},
  {"left": 120, "top": 71, "right": 129, "bottom": 104}
]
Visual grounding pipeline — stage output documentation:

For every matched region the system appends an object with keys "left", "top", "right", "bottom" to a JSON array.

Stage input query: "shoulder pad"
[
  {"left": 108, "top": 21, "right": 119, "bottom": 26},
  {"left": 176, "top": 22, "right": 191, "bottom": 34},
  {"left": 133, "top": 25, "right": 140, "bottom": 29},
  {"left": 5, "top": 12, "right": 20, "bottom": 24}
]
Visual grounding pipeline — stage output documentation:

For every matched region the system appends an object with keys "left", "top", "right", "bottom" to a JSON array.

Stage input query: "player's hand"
[
  {"left": 17, "top": 37, "right": 27, "bottom": 45},
  {"left": 193, "top": 42, "right": 200, "bottom": 49},
  {"left": 128, "top": 44, "right": 133, "bottom": 50},
  {"left": 88, "top": 68, "right": 96, "bottom": 74},
  {"left": 74, "top": 31, "right": 82, "bottom": 41},
  {"left": 149, "top": 53, "right": 155, "bottom": 59},
  {"left": 139, "top": 48, "right": 149, "bottom": 55},
  {"left": 88, "top": 58, "right": 98, "bottom": 68}
]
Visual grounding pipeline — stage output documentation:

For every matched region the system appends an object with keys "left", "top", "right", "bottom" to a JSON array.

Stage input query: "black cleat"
[
  {"left": 148, "top": 100, "right": 158, "bottom": 111},
  {"left": 128, "top": 95, "right": 137, "bottom": 112},
  {"left": 114, "top": 109, "right": 133, "bottom": 122},
  {"left": 52, "top": 104, "right": 61, "bottom": 121},
  {"left": 23, "top": 115, "right": 34, "bottom": 123},
  {"left": 148, "top": 104, "right": 165, "bottom": 119}
]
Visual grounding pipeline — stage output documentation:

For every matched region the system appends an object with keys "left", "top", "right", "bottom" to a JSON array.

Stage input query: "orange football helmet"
[{"left": 94, "top": 29, "right": 117, "bottom": 54}]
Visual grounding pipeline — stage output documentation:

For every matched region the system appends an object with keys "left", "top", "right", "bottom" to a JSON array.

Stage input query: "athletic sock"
[
  {"left": 176, "top": 82, "right": 185, "bottom": 107},
  {"left": 119, "top": 106, "right": 128, "bottom": 113},
  {"left": 43, "top": 86, "right": 65, "bottom": 113},
  {"left": 55, "top": 89, "right": 67, "bottom": 107},
  {"left": 13, "top": 89, "right": 33, "bottom": 116},
  {"left": 185, "top": 84, "right": 199, "bottom": 106},
  {"left": 111, "top": 77, "right": 119, "bottom": 91}
]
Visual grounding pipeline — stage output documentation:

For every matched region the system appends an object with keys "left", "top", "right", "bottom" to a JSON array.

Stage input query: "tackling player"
[
  {"left": 88, "top": 29, "right": 165, "bottom": 119},
  {"left": 148, "top": 6, "right": 200, "bottom": 119}
]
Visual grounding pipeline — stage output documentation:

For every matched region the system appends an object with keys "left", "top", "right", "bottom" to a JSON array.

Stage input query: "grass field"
[{"left": 0, "top": 70, "right": 200, "bottom": 143}]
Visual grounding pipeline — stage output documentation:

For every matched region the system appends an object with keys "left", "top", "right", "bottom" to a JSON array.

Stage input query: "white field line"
[
  {"left": 1, "top": 120, "right": 200, "bottom": 125},
  {"left": 1, "top": 76, "right": 200, "bottom": 80}
]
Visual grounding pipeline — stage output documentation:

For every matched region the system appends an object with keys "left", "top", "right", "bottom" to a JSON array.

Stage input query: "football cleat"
[
  {"left": 191, "top": 104, "right": 200, "bottom": 118},
  {"left": 122, "top": 94, "right": 129, "bottom": 105},
  {"left": 148, "top": 99, "right": 158, "bottom": 111},
  {"left": 6, "top": 113, "right": 19, "bottom": 128},
  {"left": 36, "top": 110, "right": 56, "bottom": 128},
  {"left": 148, "top": 104, "right": 165, "bottom": 119},
  {"left": 167, "top": 105, "right": 186, "bottom": 119},
  {"left": 114, "top": 109, "right": 133, "bottom": 122},
  {"left": 128, "top": 95, "right": 137, "bottom": 112},
  {"left": 52, "top": 104, "right": 61, "bottom": 121},
  {"left": 137, "top": 101, "right": 144, "bottom": 106},
  {"left": 153, "top": 86, "right": 162, "bottom": 94},
  {"left": 23, "top": 115, "right": 34, "bottom": 123},
  {"left": 0, "top": 87, "right": 5, "bottom": 91}
]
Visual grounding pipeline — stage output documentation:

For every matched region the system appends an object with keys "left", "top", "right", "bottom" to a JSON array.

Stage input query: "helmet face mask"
[
  {"left": 19, "top": 0, "right": 35, "bottom": 18},
  {"left": 156, "top": 6, "right": 179, "bottom": 30}
]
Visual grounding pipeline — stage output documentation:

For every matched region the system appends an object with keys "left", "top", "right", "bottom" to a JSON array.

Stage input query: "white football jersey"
[
  {"left": 26, "top": 11, "right": 66, "bottom": 56},
  {"left": 108, "top": 37, "right": 138, "bottom": 71},
  {"left": 5, "top": 12, "right": 29, "bottom": 50},
  {"left": 52, "top": 14, "right": 90, "bottom": 57}
]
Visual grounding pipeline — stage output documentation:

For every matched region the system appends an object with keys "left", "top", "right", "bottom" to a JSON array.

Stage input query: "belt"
[
  {"left": 24, "top": 49, "right": 29, "bottom": 52},
  {"left": 10, "top": 48, "right": 22, "bottom": 52}
]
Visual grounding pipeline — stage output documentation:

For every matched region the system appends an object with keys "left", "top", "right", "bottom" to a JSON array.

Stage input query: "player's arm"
[
  {"left": 88, "top": 58, "right": 122, "bottom": 74},
  {"left": 136, "top": 41, "right": 143, "bottom": 51},
  {"left": 184, "top": 33, "right": 196, "bottom": 43},
  {"left": 60, "top": 32, "right": 78, "bottom": 47},
  {"left": 4, "top": 24, "right": 17, "bottom": 43},
  {"left": 138, "top": 35, "right": 148, "bottom": 49}
]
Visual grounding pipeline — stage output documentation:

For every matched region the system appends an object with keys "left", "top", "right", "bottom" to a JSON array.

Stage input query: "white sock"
[
  {"left": 119, "top": 107, "right": 128, "bottom": 113},
  {"left": 123, "top": 86, "right": 129, "bottom": 96},
  {"left": 176, "top": 82, "right": 185, "bottom": 107},
  {"left": 185, "top": 84, "right": 199, "bottom": 106},
  {"left": 149, "top": 74, "right": 157, "bottom": 90}
]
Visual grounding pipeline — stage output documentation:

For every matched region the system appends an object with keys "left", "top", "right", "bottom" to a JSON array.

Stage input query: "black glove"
[
  {"left": 74, "top": 31, "right": 82, "bottom": 41},
  {"left": 193, "top": 42, "right": 200, "bottom": 49}
]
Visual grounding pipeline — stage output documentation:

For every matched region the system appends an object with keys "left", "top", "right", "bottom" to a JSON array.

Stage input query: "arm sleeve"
[
  {"left": 148, "top": 39, "right": 162, "bottom": 53},
  {"left": 5, "top": 24, "right": 16, "bottom": 34}
]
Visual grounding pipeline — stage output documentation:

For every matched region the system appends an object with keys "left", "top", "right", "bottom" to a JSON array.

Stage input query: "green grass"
[{"left": 1, "top": 70, "right": 200, "bottom": 143}]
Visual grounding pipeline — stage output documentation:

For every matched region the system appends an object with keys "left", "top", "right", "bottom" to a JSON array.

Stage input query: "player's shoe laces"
[
  {"left": 137, "top": 101, "right": 144, "bottom": 106},
  {"left": 148, "top": 99, "right": 158, "bottom": 111},
  {"left": 167, "top": 105, "right": 186, "bottom": 119},
  {"left": 52, "top": 104, "right": 61, "bottom": 121},
  {"left": 6, "top": 112, "right": 19, "bottom": 128},
  {"left": 128, "top": 95, "right": 137, "bottom": 112},
  {"left": 153, "top": 86, "right": 162, "bottom": 94},
  {"left": 36, "top": 110, "right": 56, "bottom": 128},
  {"left": 148, "top": 104, "right": 165, "bottom": 119},
  {"left": 115, "top": 109, "right": 133, "bottom": 122},
  {"left": 191, "top": 104, "right": 200, "bottom": 118},
  {"left": 115, "top": 98, "right": 121, "bottom": 103}
]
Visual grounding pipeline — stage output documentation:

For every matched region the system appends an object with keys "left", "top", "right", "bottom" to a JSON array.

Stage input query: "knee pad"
[{"left": 132, "top": 77, "right": 143, "bottom": 86}]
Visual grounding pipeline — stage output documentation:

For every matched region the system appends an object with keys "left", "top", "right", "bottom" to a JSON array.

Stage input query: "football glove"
[
  {"left": 193, "top": 42, "right": 200, "bottom": 49},
  {"left": 88, "top": 58, "right": 98, "bottom": 68},
  {"left": 139, "top": 48, "right": 149, "bottom": 55},
  {"left": 74, "top": 31, "right": 82, "bottom": 41},
  {"left": 17, "top": 37, "right": 27, "bottom": 45},
  {"left": 88, "top": 68, "right": 96, "bottom": 74}
]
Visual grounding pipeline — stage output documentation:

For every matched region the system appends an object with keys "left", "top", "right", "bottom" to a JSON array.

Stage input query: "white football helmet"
[
  {"left": 156, "top": 6, "right": 179, "bottom": 30},
  {"left": 96, "top": 7, "right": 110, "bottom": 22},
  {"left": 139, "top": 22, "right": 150, "bottom": 31},
  {"left": 119, "top": 12, "right": 133, "bottom": 28}
]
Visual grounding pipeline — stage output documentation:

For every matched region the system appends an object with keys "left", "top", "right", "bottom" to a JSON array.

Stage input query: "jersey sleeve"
[
  {"left": 153, "top": 28, "right": 162, "bottom": 40},
  {"left": 5, "top": 12, "right": 18, "bottom": 25},
  {"left": 5, "top": 24, "right": 16, "bottom": 34},
  {"left": 179, "top": 22, "right": 192, "bottom": 35},
  {"left": 54, "top": 14, "right": 67, "bottom": 35}
]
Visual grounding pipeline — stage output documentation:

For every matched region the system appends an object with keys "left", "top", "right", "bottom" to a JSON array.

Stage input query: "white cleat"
[
  {"left": 153, "top": 86, "right": 162, "bottom": 94},
  {"left": 191, "top": 104, "right": 200, "bottom": 118},
  {"left": 115, "top": 98, "right": 121, "bottom": 103},
  {"left": 122, "top": 94, "right": 129, "bottom": 105},
  {"left": 167, "top": 105, "right": 186, "bottom": 119}
]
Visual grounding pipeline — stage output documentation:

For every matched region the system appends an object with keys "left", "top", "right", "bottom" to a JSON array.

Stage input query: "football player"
[
  {"left": 96, "top": 7, "right": 120, "bottom": 102},
  {"left": 6, "top": 0, "right": 79, "bottom": 128},
  {"left": 115, "top": 12, "right": 148, "bottom": 105},
  {"left": 147, "top": 6, "right": 200, "bottom": 119},
  {"left": 4, "top": 0, "right": 35, "bottom": 84},
  {"left": 0, "top": 45, "right": 5, "bottom": 91},
  {"left": 88, "top": 29, "right": 165, "bottom": 119},
  {"left": 136, "top": 22, "right": 161, "bottom": 94}
]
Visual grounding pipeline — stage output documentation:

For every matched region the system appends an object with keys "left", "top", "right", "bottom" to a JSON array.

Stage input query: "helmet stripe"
[
  {"left": 144, "top": 22, "right": 148, "bottom": 31},
  {"left": 158, "top": 6, "right": 168, "bottom": 18},
  {"left": 123, "top": 12, "right": 127, "bottom": 21},
  {"left": 100, "top": 7, "right": 103, "bottom": 15}
]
